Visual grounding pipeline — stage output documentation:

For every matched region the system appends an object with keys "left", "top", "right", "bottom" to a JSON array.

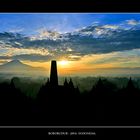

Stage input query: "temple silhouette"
[
  {"left": 0, "top": 60, "right": 139, "bottom": 125},
  {"left": 38, "top": 60, "right": 77, "bottom": 94},
  {"left": 50, "top": 60, "right": 58, "bottom": 87}
]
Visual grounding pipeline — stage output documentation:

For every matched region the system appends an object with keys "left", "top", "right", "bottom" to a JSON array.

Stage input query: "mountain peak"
[
  {"left": 2, "top": 59, "right": 26, "bottom": 67},
  {"left": 7, "top": 59, "right": 23, "bottom": 65},
  {"left": 0, "top": 59, "right": 46, "bottom": 75},
  {"left": 11, "top": 59, "right": 21, "bottom": 63}
]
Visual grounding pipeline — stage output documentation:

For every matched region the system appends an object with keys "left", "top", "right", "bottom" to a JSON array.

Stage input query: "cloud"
[
  {"left": 85, "top": 48, "right": 140, "bottom": 68},
  {"left": 0, "top": 46, "right": 50, "bottom": 56},
  {"left": 0, "top": 49, "right": 81, "bottom": 62},
  {"left": 94, "top": 27, "right": 107, "bottom": 35},
  {"left": 91, "top": 21, "right": 100, "bottom": 26},
  {"left": 9, "top": 28, "right": 24, "bottom": 33},
  {"left": 13, "top": 54, "right": 54, "bottom": 62},
  {"left": 0, "top": 54, "right": 55, "bottom": 62},
  {"left": 13, "top": 53, "right": 81, "bottom": 62},
  {"left": 102, "top": 25, "right": 119, "bottom": 30},
  {"left": 0, "top": 20, "right": 140, "bottom": 62},
  {"left": 126, "top": 19, "right": 140, "bottom": 25},
  {"left": 0, "top": 56, "right": 11, "bottom": 59},
  {"left": 33, "top": 28, "right": 61, "bottom": 40}
]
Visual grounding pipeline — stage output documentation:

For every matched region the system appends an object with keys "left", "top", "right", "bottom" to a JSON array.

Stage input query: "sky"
[
  {"left": 1, "top": 13, "right": 140, "bottom": 76},
  {"left": 1, "top": 13, "right": 140, "bottom": 34}
]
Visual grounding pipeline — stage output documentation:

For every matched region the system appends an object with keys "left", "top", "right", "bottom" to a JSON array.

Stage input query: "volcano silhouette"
[{"left": 0, "top": 59, "right": 45, "bottom": 74}]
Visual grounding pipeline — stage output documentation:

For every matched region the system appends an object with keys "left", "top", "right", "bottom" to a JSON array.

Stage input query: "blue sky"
[
  {"left": 1, "top": 13, "right": 140, "bottom": 35},
  {"left": 1, "top": 13, "right": 140, "bottom": 76}
]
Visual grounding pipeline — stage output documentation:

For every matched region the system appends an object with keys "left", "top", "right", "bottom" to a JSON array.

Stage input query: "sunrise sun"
[{"left": 58, "top": 60, "right": 70, "bottom": 67}]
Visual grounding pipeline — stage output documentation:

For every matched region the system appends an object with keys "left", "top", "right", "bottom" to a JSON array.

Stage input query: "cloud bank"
[{"left": 0, "top": 19, "right": 140, "bottom": 62}]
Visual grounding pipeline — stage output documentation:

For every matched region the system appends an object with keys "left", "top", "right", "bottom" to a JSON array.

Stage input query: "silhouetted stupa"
[{"left": 50, "top": 60, "right": 58, "bottom": 86}]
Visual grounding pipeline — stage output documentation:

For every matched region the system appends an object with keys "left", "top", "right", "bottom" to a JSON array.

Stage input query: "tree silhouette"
[
  {"left": 64, "top": 78, "right": 69, "bottom": 87},
  {"left": 69, "top": 78, "right": 74, "bottom": 89},
  {"left": 0, "top": 61, "right": 140, "bottom": 126}
]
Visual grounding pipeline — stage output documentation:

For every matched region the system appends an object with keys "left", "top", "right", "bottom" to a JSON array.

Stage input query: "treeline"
[
  {"left": 1, "top": 76, "right": 140, "bottom": 97},
  {"left": 0, "top": 77, "right": 139, "bottom": 125}
]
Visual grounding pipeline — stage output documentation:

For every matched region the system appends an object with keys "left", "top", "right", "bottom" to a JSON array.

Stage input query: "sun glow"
[{"left": 59, "top": 60, "right": 69, "bottom": 66}]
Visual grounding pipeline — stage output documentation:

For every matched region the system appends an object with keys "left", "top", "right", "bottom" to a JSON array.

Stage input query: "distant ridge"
[{"left": 0, "top": 59, "right": 46, "bottom": 74}]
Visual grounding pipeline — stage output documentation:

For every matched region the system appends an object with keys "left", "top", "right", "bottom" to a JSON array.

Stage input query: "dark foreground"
[{"left": 0, "top": 77, "right": 140, "bottom": 126}]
